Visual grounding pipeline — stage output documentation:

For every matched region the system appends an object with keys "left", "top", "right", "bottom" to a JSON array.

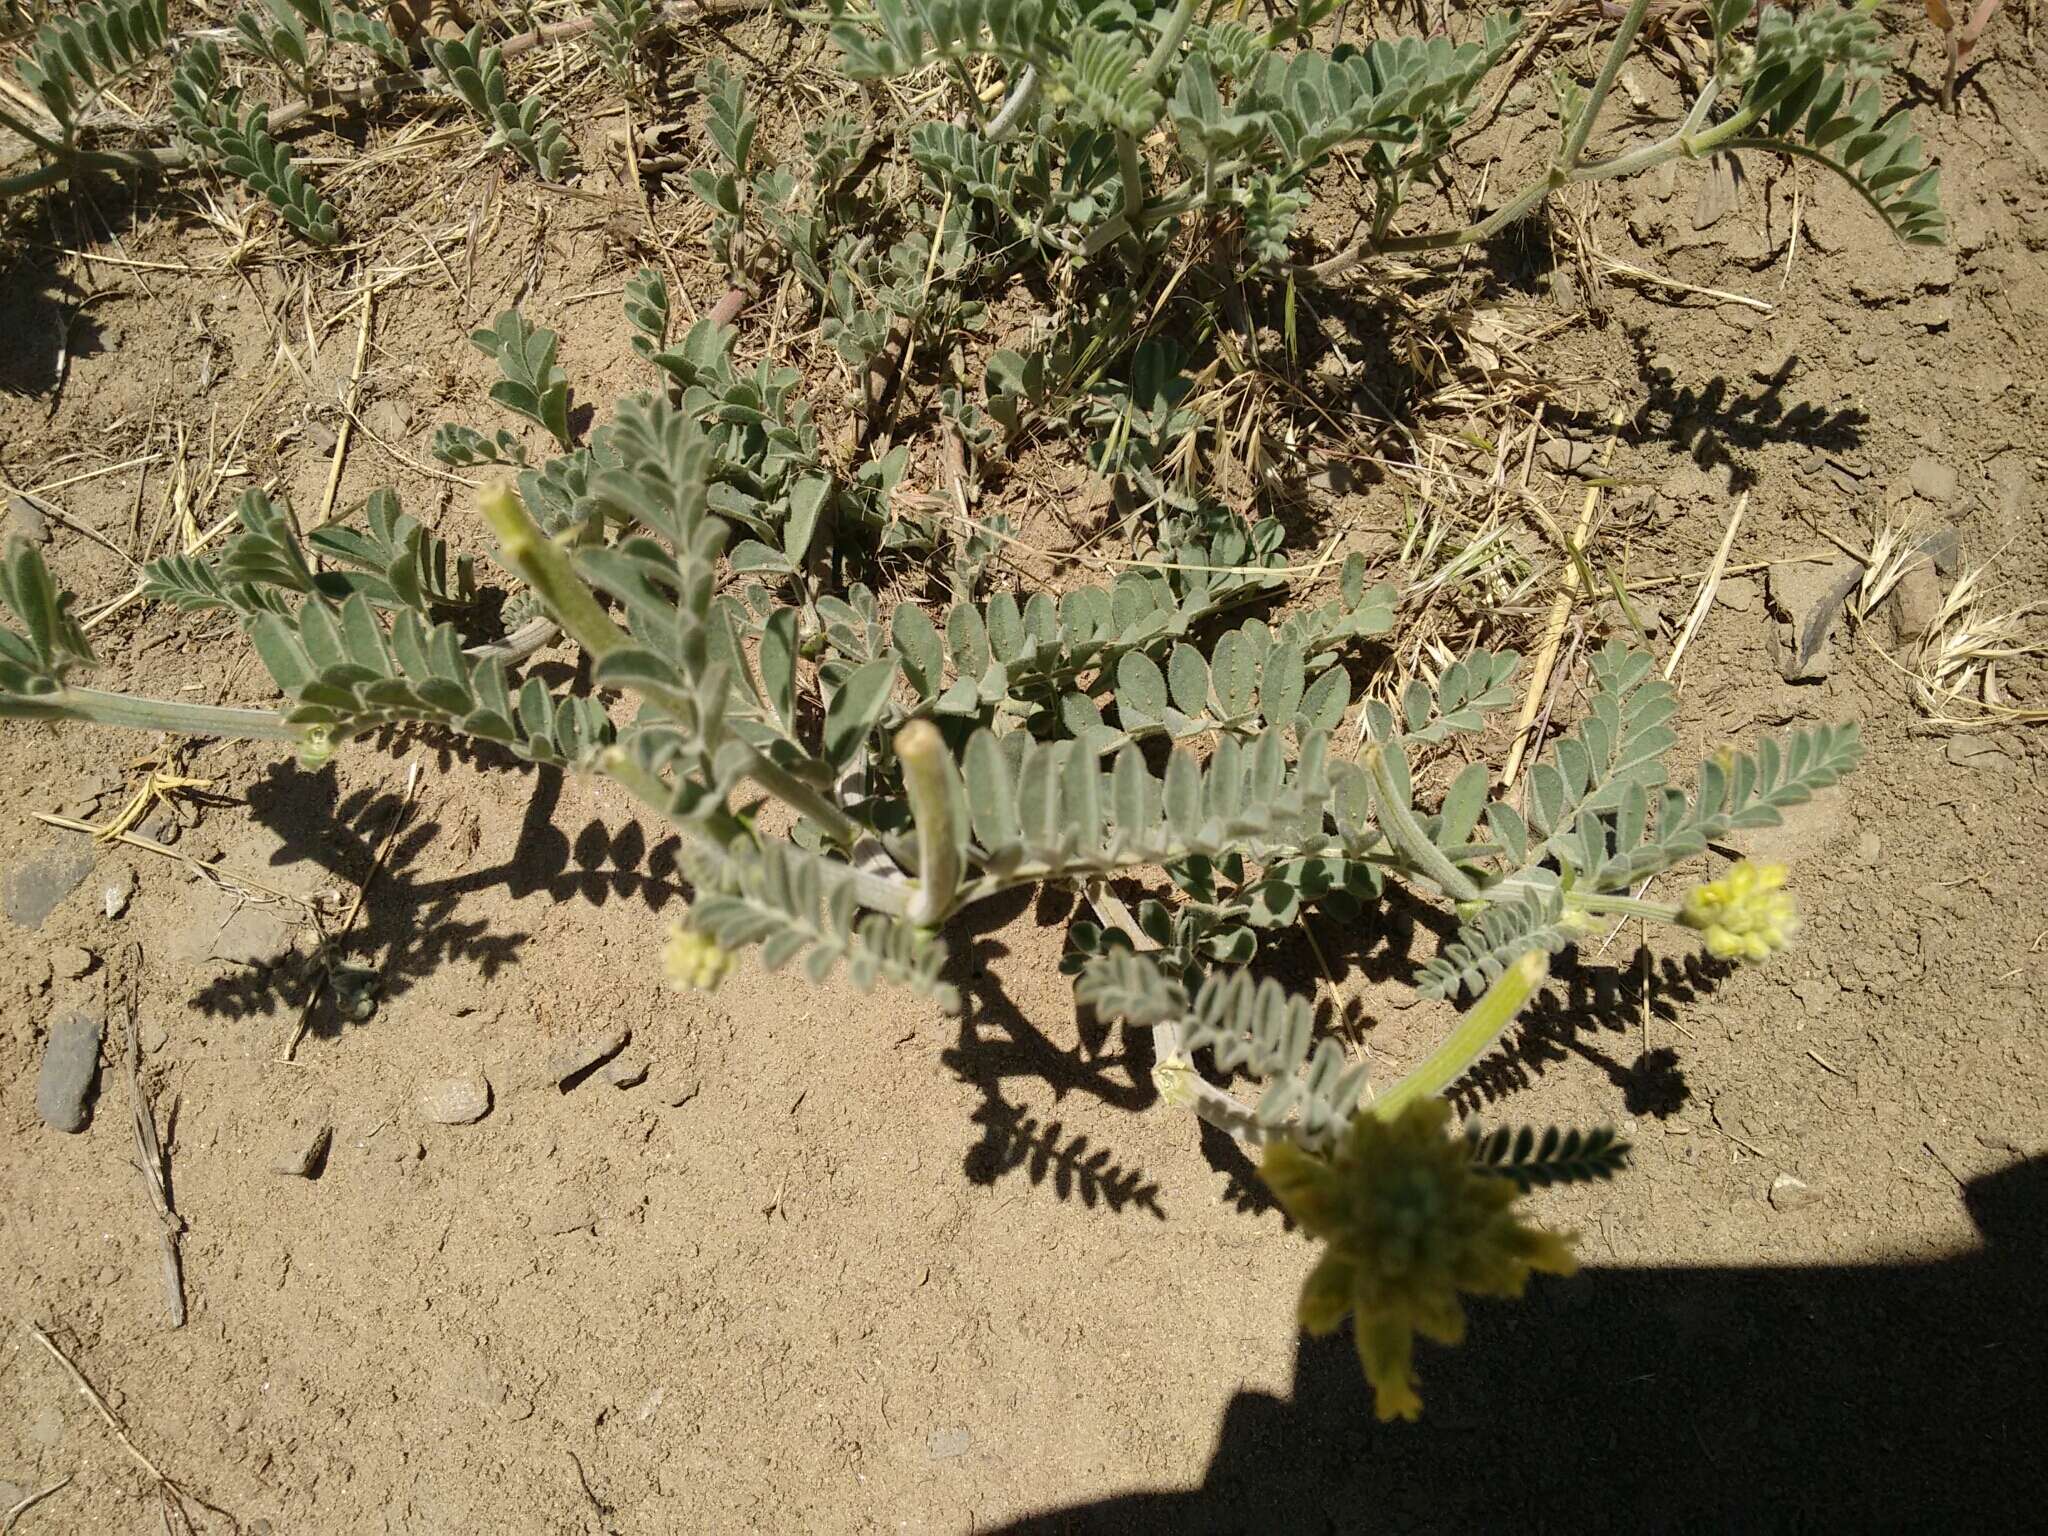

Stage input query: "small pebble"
[
  {"left": 605, "top": 1057, "right": 649, "bottom": 1090},
  {"left": 141, "top": 1019, "right": 169, "bottom": 1054},
  {"left": 51, "top": 945, "right": 94, "bottom": 979},
  {"left": 37, "top": 1007, "right": 105, "bottom": 1133},
  {"left": 270, "top": 1124, "right": 333, "bottom": 1178},
  {"left": 1907, "top": 456, "right": 1957, "bottom": 504},
  {"left": 1714, "top": 576, "right": 1759, "bottom": 613},
  {"left": 1768, "top": 1173, "right": 1820, "bottom": 1212},
  {"left": 928, "top": 1427, "right": 973, "bottom": 1460},
  {"left": 303, "top": 420, "right": 339, "bottom": 456},
  {"left": 7, "top": 492, "right": 52, "bottom": 543},
  {"left": 664, "top": 1077, "right": 702, "bottom": 1108},
  {"left": 547, "top": 1025, "right": 631, "bottom": 1089},
  {"left": 102, "top": 865, "right": 137, "bottom": 919},
  {"left": 417, "top": 1070, "right": 492, "bottom": 1125}
]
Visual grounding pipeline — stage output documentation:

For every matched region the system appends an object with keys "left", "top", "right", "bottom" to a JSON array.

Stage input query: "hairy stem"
[
  {"left": 1556, "top": 0, "right": 1654, "bottom": 170},
  {"left": 1363, "top": 745, "right": 1483, "bottom": 902},
  {"left": 1116, "top": 131, "right": 1147, "bottom": 229},
  {"left": 1566, "top": 890, "right": 1681, "bottom": 923},
  {"left": 1141, "top": 0, "right": 1202, "bottom": 87},
  {"left": 985, "top": 66, "right": 1039, "bottom": 141},
  {"left": 1152, "top": 1023, "right": 1275, "bottom": 1143},
  {"left": 1371, "top": 952, "right": 1549, "bottom": 1120},
  {"left": 6, "top": 686, "right": 305, "bottom": 742}
]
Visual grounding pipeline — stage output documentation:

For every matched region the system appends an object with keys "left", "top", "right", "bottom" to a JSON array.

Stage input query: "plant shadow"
[
  {"left": 186, "top": 756, "right": 693, "bottom": 1038},
  {"left": 1452, "top": 946, "right": 1729, "bottom": 1122},
  {"left": 1616, "top": 337, "right": 1869, "bottom": 490},
  {"left": 996, "top": 1152, "right": 2048, "bottom": 1531}
]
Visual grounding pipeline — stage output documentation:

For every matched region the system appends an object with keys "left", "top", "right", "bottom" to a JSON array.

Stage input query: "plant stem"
[
  {"left": 1116, "top": 131, "right": 1147, "bottom": 229},
  {"left": 1370, "top": 952, "right": 1549, "bottom": 1120},
  {"left": 1152, "top": 1023, "right": 1275, "bottom": 1143},
  {"left": 1567, "top": 890, "right": 1681, "bottom": 923},
  {"left": 985, "top": 66, "right": 1039, "bottom": 142},
  {"left": 1363, "top": 745, "right": 1483, "bottom": 902},
  {"left": 1141, "top": 0, "right": 1202, "bottom": 87},
  {"left": 1556, "top": 0, "right": 1654, "bottom": 171},
  {"left": 6, "top": 686, "right": 306, "bottom": 742}
]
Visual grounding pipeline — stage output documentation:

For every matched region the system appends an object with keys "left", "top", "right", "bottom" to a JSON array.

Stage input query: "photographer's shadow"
[{"left": 1000, "top": 1153, "right": 2048, "bottom": 1530}]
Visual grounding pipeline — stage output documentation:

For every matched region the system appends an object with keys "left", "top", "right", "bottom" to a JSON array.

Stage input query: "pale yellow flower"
[
  {"left": 662, "top": 924, "right": 733, "bottom": 992},
  {"left": 1262, "top": 1098, "right": 1577, "bottom": 1422},
  {"left": 1679, "top": 859, "right": 1798, "bottom": 963}
]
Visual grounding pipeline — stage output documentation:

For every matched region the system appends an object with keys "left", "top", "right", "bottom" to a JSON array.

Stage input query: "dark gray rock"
[
  {"left": 37, "top": 1008, "right": 104, "bottom": 1133},
  {"left": 4, "top": 845, "right": 97, "bottom": 931}
]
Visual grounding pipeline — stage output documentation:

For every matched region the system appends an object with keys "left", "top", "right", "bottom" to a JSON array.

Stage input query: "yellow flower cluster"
[
  {"left": 662, "top": 924, "right": 733, "bottom": 993},
  {"left": 1678, "top": 859, "right": 1798, "bottom": 963},
  {"left": 1262, "top": 1098, "right": 1578, "bottom": 1422}
]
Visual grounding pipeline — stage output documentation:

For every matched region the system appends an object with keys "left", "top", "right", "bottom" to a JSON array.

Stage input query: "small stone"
[
  {"left": 1766, "top": 558, "right": 1862, "bottom": 682},
  {"left": 51, "top": 945, "right": 94, "bottom": 979},
  {"left": 1917, "top": 524, "right": 1964, "bottom": 577},
  {"left": 547, "top": 1025, "right": 631, "bottom": 1089},
  {"left": 1768, "top": 1173, "right": 1820, "bottom": 1211},
  {"left": 4, "top": 844, "right": 97, "bottom": 930},
  {"left": 1855, "top": 339, "right": 1880, "bottom": 366},
  {"left": 1714, "top": 576, "right": 1759, "bottom": 613},
  {"left": 8, "top": 493, "right": 52, "bottom": 543},
  {"left": 1855, "top": 829, "right": 1882, "bottom": 865},
  {"left": 364, "top": 398, "right": 414, "bottom": 439},
  {"left": 303, "top": 420, "right": 339, "bottom": 456},
  {"left": 137, "top": 808, "right": 180, "bottom": 847},
  {"left": 417, "top": 1070, "right": 492, "bottom": 1125},
  {"left": 1907, "top": 457, "right": 1956, "bottom": 504},
  {"left": 1539, "top": 438, "right": 1597, "bottom": 474},
  {"left": 141, "top": 1019, "right": 169, "bottom": 1053},
  {"left": 605, "top": 1057, "right": 649, "bottom": 1090},
  {"left": 102, "top": 865, "right": 137, "bottom": 919},
  {"left": 37, "top": 1007, "right": 105, "bottom": 1133},
  {"left": 664, "top": 1077, "right": 702, "bottom": 1109},
  {"left": 1887, "top": 560, "right": 1943, "bottom": 644},
  {"left": 270, "top": 1124, "right": 333, "bottom": 1178},
  {"left": 928, "top": 1427, "right": 973, "bottom": 1460}
]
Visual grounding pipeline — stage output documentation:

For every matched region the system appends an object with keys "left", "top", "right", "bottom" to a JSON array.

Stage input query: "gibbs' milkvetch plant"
[
  {"left": 831, "top": 0, "right": 1943, "bottom": 272},
  {"left": 1, "top": 0, "right": 1928, "bottom": 1419},
  {"left": 0, "top": 278, "right": 1862, "bottom": 1416}
]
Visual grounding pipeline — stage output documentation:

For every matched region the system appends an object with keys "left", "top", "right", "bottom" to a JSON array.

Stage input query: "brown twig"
[
  {"left": 25, "top": 1323, "right": 228, "bottom": 1534},
  {"left": 115, "top": 944, "right": 185, "bottom": 1329}
]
